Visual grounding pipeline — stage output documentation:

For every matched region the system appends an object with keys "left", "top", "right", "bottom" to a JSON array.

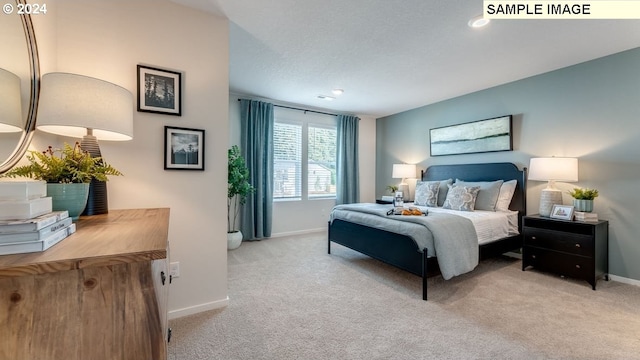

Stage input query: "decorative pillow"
[
  {"left": 442, "top": 185, "right": 480, "bottom": 212},
  {"left": 414, "top": 181, "right": 440, "bottom": 207},
  {"left": 454, "top": 179, "right": 504, "bottom": 211},
  {"left": 436, "top": 178, "right": 453, "bottom": 207},
  {"left": 495, "top": 180, "right": 517, "bottom": 211}
]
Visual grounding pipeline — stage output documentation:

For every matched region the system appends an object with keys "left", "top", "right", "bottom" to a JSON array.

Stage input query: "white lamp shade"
[
  {"left": 37, "top": 73, "right": 133, "bottom": 141},
  {"left": 392, "top": 163, "right": 416, "bottom": 179},
  {"left": 528, "top": 157, "right": 578, "bottom": 182},
  {"left": 0, "top": 68, "right": 23, "bottom": 132}
]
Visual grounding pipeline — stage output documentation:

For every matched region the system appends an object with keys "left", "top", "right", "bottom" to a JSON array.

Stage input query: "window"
[
  {"left": 273, "top": 122, "right": 302, "bottom": 199},
  {"left": 273, "top": 109, "right": 337, "bottom": 200},
  {"left": 308, "top": 125, "right": 336, "bottom": 198}
]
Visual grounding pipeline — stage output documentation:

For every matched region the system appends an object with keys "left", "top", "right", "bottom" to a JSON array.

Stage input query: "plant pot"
[
  {"left": 47, "top": 183, "right": 90, "bottom": 221},
  {"left": 573, "top": 199, "right": 594, "bottom": 213},
  {"left": 227, "top": 231, "right": 243, "bottom": 250}
]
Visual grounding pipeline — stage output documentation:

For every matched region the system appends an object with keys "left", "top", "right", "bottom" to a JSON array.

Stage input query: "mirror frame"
[{"left": 0, "top": 0, "right": 40, "bottom": 174}]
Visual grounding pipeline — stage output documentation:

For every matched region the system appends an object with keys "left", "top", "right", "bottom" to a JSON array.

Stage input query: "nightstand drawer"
[
  {"left": 524, "top": 247, "right": 594, "bottom": 280},
  {"left": 523, "top": 228, "right": 593, "bottom": 256}
]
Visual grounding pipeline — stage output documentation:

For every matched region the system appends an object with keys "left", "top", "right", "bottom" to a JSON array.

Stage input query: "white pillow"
[{"left": 495, "top": 180, "right": 517, "bottom": 211}]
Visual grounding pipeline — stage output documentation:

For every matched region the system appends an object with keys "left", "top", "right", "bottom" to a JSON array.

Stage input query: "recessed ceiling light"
[
  {"left": 468, "top": 15, "right": 490, "bottom": 28},
  {"left": 317, "top": 95, "right": 335, "bottom": 101},
  {"left": 332, "top": 88, "right": 344, "bottom": 96}
]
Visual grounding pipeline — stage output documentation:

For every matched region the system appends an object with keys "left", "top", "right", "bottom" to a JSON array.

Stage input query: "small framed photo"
[
  {"left": 164, "top": 126, "right": 204, "bottom": 170},
  {"left": 137, "top": 65, "right": 182, "bottom": 116},
  {"left": 550, "top": 204, "right": 574, "bottom": 220}
]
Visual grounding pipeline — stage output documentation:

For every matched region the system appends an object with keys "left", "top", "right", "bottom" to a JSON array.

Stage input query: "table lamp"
[
  {"left": 392, "top": 163, "right": 416, "bottom": 201},
  {"left": 528, "top": 157, "right": 578, "bottom": 217},
  {"left": 0, "top": 68, "right": 23, "bottom": 133},
  {"left": 36, "top": 72, "right": 133, "bottom": 215}
]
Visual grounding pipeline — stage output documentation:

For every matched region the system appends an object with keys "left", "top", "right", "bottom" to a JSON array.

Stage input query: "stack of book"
[
  {"left": 0, "top": 180, "right": 76, "bottom": 256},
  {"left": 574, "top": 211, "right": 598, "bottom": 222}
]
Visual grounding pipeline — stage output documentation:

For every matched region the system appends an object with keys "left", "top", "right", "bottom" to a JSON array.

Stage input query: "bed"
[{"left": 328, "top": 162, "right": 527, "bottom": 300}]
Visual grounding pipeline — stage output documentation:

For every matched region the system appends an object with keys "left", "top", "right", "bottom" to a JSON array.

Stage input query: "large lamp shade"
[
  {"left": 392, "top": 163, "right": 416, "bottom": 201},
  {"left": 37, "top": 73, "right": 133, "bottom": 140},
  {"left": 37, "top": 73, "right": 133, "bottom": 215},
  {"left": 0, "top": 68, "right": 23, "bottom": 133}
]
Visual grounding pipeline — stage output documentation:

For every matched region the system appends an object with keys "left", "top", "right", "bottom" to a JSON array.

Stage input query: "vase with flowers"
[{"left": 2, "top": 142, "right": 122, "bottom": 220}]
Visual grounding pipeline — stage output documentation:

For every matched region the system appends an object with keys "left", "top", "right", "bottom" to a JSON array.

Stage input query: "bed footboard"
[{"left": 328, "top": 219, "right": 432, "bottom": 300}]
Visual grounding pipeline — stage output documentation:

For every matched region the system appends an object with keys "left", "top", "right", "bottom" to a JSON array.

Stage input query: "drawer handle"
[
  {"left": 531, "top": 255, "right": 536, "bottom": 259},
  {"left": 575, "top": 265, "right": 581, "bottom": 269},
  {"left": 531, "top": 236, "right": 536, "bottom": 240},
  {"left": 575, "top": 243, "right": 581, "bottom": 248}
]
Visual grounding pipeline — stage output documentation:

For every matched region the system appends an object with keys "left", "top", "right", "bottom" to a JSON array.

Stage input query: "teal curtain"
[
  {"left": 239, "top": 99, "right": 274, "bottom": 240},
  {"left": 336, "top": 114, "right": 359, "bottom": 204}
]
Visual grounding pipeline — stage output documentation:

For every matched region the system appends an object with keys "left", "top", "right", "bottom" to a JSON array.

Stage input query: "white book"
[
  {"left": 0, "top": 211, "right": 70, "bottom": 234},
  {"left": 0, "top": 223, "right": 76, "bottom": 256},
  {"left": 0, "top": 180, "right": 46, "bottom": 201},
  {"left": 0, "top": 197, "right": 52, "bottom": 221},
  {"left": 575, "top": 218, "right": 599, "bottom": 222},
  {"left": 575, "top": 211, "right": 598, "bottom": 218},
  {"left": 0, "top": 217, "right": 73, "bottom": 243}
]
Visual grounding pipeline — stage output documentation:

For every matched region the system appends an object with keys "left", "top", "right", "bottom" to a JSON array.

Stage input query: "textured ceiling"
[{"left": 172, "top": 0, "right": 640, "bottom": 117}]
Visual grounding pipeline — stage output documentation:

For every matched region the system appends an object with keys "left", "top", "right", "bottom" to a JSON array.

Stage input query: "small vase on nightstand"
[{"left": 573, "top": 199, "right": 594, "bottom": 212}]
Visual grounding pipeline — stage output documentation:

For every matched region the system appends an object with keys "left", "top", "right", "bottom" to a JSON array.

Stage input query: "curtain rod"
[{"left": 237, "top": 99, "right": 338, "bottom": 117}]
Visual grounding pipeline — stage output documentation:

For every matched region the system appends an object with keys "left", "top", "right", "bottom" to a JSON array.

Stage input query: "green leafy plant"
[
  {"left": 386, "top": 184, "right": 399, "bottom": 194},
  {"left": 228, "top": 145, "right": 255, "bottom": 233},
  {"left": 568, "top": 187, "right": 599, "bottom": 200},
  {"left": 2, "top": 142, "right": 122, "bottom": 183}
]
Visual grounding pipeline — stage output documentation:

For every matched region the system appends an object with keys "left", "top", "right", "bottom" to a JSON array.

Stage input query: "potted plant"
[
  {"left": 568, "top": 187, "right": 599, "bottom": 212},
  {"left": 2, "top": 142, "right": 122, "bottom": 220},
  {"left": 386, "top": 184, "right": 399, "bottom": 194},
  {"left": 227, "top": 145, "right": 255, "bottom": 250}
]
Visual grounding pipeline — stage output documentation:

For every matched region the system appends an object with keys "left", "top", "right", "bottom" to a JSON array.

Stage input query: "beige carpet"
[{"left": 169, "top": 231, "right": 640, "bottom": 360}]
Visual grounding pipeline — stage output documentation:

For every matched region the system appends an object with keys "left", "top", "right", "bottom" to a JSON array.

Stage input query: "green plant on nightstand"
[
  {"left": 569, "top": 187, "right": 599, "bottom": 212},
  {"left": 386, "top": 184, "right": 399, "bottom": 194}
]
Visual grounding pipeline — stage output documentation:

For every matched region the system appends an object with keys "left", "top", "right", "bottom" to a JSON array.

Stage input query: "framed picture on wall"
[
  {"left": 164, "top": 126, "right": 205, "bottom": 170},
  {"left": 137, "top": 65, "right": 182, "bottom": 116},
  {"left": 429, "top": 115, "right": 513, "bottom": 156}
]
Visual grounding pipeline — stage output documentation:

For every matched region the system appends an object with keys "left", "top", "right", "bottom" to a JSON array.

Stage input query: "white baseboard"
[
  {"left": 168, "top": 297, "right": 229, "bottom": 320},
  {"left": 609, "top": 275, "right": 640, "bottom": 287},
  {"left": 270, "top": 228, "right": 325, "bottom": 238}
]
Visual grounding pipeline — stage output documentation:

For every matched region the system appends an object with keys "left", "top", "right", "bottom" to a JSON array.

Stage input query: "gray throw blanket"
[{"left": 330, "top": 203, "right": 479, "bottom": 280}]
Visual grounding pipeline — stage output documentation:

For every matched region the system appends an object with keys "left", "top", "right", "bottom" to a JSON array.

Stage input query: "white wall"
[
  {"left": 229, "top": 94, "right": 376, "bottom": 236},
  {"left": 33, "top": 0, "right": 230, "bottom": 318}
]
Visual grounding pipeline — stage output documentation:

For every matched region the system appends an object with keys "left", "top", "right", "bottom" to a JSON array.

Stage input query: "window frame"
[{"left": 273, "top": 108, "right": 337, "bottom": 202}]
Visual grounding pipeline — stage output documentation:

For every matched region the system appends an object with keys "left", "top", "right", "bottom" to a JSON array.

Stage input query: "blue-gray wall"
[{"left": 377, "top": 47, "right": 640, "bottom": 282}]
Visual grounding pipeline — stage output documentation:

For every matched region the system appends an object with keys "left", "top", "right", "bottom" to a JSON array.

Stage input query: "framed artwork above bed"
[{"left": 430, "top": 115, "right": 513, "bottom": 156}]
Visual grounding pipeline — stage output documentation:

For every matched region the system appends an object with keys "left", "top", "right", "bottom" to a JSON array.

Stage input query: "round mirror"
[{"left": 0, "top": 0, "right": 40, "bottom": 174}]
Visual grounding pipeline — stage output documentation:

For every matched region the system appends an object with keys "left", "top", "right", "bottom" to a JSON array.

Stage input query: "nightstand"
[{"left": 522, "top": 214, "right": 608, "bottom": 290}]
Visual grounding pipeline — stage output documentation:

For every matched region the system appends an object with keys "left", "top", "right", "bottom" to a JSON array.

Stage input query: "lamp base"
[
  {"left": 80, "top": 134, "right": 109, "bottom": 216},
  {"left": 83, "top": 178, "right": 108, "bottom": 215},
  {"left": 539, "top": 188, "right": 563, "bottom": 217},
  {"left": 398, "top": 183, "right": 410, "bottom": 202}
]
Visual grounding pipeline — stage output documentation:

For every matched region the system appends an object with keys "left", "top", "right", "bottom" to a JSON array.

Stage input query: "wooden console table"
[{"left": 0, "top": 208, "right": 170, "bottom": 360}]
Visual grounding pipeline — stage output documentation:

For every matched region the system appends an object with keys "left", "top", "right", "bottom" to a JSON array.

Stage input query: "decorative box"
[
  {"left": 0, "top": 180, "right": 47, "bottom": 201},
  {"left": 0, "top": 197, "right": 52, "bottom": 220}
]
